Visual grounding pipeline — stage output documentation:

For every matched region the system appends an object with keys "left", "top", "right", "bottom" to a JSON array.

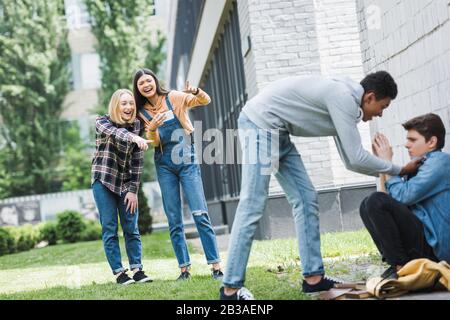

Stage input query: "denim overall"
[{"left": 141, "top": 94, "right": 220, "bottom": 268}]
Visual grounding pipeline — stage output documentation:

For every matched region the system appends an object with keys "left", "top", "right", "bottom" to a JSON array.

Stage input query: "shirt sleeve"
[
  {"left": 128, "top": 121, "right": 144, "bottom": 194},
  {"left": 327, "top": 93, "right": 402, "bottom": 176},
  {"left": 145, "top": 129, "right": 161, "bottom": 147},
  {"left": 386, "top": 157, "right": 447, "bottom": 205},
  {"left": 95, "top": 116, "right": 135, "bottom": 143},
  {"left": 129, "top": 146, "right": 144, "bottom": 194},
  {"left": 180, "top": 88, "right": 211, "bottom": 109}
]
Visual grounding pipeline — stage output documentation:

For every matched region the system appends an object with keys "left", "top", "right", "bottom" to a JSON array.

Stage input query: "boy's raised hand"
[{"left": 373, "top": 132, "right": 393, "bottom": 161}]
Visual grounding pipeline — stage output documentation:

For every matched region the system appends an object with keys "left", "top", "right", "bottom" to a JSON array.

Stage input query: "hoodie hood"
[{"left": 330, "top": 75, "right": 365, "bottom": 107}]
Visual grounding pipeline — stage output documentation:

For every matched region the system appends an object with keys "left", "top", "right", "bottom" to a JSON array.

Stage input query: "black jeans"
[{"left": 360, "top": 192, "right": 438, "bottom": 266}]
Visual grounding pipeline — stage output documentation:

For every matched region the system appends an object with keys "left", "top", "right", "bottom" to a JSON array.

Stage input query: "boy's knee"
[{"left": 361, "top": 192, "right": 389, "bottom": 213}]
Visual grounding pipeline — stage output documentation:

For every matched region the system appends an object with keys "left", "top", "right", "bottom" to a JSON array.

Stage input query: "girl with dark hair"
[{"left": 133, "top": 68, "right": 223, "bottom": 281}]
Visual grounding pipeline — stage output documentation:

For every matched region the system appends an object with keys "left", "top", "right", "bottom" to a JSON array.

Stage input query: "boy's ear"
[
  {"left": 365, "top": 91, "right": 377, "bottom": 101},
  {"left": 428, "top": 136, "right": 438, "bottom": 149}
]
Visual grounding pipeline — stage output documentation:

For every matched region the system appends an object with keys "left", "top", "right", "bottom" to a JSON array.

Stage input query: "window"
[
  {"left": 190, "top": 2, "right": 247, "bottom": 200},
  {"left": 64, "top": 0, "right": 91, "bottom": 30},
  {"left": 71, "top": 53, "right": 101, "bottom": 90}
]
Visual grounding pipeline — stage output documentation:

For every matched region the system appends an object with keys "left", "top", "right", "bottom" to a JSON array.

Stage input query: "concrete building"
[
  {"left": 62, "top": 0, "right": 100, "bottom": 141},
  {"left": 61, "top": 0, "right": 164, "bottom": 140},
  {"left": 166, "top": 0, "right": 381, "bottom": 238}
]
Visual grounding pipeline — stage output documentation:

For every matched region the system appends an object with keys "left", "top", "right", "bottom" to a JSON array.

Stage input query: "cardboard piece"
[
  {"left": 344, "top": 290, "right": 372, "bottom": 299},
  {"left": 334, "top": 282, "right": 367, "bottom": 291},
  {"left": 319, "top": 288, "right": 353, "bottom": 300}
]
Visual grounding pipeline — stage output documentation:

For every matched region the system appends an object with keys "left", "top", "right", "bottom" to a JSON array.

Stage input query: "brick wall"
[
  {"left": 237, "top": 0, "right": 374, "bottom": 193},
  {"left": 314, "top": 0, "right": 375, "bottom": 186},
  {"left": 357, "top": 0, "right": 450, "bottom": 165}
]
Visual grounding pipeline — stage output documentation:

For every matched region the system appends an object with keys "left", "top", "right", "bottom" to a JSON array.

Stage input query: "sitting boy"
[{"left": 360, "top": 113, "right": 450, "bottom": 279}]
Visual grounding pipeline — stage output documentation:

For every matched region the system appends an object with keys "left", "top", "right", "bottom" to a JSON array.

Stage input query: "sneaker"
[
  {"left": 381, "top": 266, "right": 398, "bottom": 280},
  {"left": 177, "top": 271, "right": 191, "bottom": 281},
  {"left": 212, "top": 269, "right": 224, "bottom": 280},
  {"left": 133, "top": 270, "right": 153, "bottom": 283},
  {"left": 302, "top": 275, "right": 342, "bottom": 293},
  {"left": 220, "top": 286, "right": 255, "bottom": 300},
  {"left": 116, "top": 271, "right": 135, "bottom": 285}
]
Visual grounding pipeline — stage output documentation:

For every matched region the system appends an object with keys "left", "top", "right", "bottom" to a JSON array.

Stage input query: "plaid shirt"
[{"left": 91, "top": 116, "right": 144, "bottom": 195}]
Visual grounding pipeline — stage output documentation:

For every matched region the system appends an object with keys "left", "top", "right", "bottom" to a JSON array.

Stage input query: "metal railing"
[
  {"left": 169, "top": 0, "right": 205, "bottom": 88},
  {"left": 190, "top": 1, "right": 247, "bottom": 201}
]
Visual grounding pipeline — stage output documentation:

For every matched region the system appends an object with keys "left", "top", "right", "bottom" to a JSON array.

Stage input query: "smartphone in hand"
[{"left": 162, "top": 110, "right": 174, "bottom": 122}]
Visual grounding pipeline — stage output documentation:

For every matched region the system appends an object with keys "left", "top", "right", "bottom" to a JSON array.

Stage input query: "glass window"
[
  {"left": 71, "top": 53, "right": 101, "bottom": 90},
  {"left": 64, "top": 0, "right": 91, "bottom": 30}
]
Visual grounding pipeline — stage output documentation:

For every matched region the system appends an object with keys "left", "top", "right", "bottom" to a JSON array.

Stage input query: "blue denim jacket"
[{"left": 386, "top": 150, "right": 450, "bottom": 263}]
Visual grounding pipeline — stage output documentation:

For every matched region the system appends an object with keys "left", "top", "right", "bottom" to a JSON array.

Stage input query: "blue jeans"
[
  {"left": 92, "top": 180, "right": 143, "bottom": 274},
  {"left": 156, "top": 144, "right": 221, "bottom": 268},
  {"left": 223, "top": 112, "right": 324, "bottom": 288}
]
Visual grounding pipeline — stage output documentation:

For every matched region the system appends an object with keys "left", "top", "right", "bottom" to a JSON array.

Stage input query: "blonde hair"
[{"left": 108, "top": 89, "right": 136, "bottom": 125}]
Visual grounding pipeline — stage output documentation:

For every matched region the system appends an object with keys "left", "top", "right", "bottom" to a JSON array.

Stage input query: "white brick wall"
[
  {"left": 237, "top": 0, "right": 374, "bottom": 194},
  {"left": 357, "top": 0, "right": 450, "bottom": 166},
  {"left": 246, "top": 0, "right": 321, "bottom": 90},
  {"left": 237, "top": 0, "right": 259, "bottom": 100},
  {"left": 313, "top": 0, "right": 375, "bottom": 186}
]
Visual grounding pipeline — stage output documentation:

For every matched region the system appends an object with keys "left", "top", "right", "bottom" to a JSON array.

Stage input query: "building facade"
[
  {"left": 356, "top": 0, "right": 450, "bottom": 162},
  {"left": 61, "top": 0, "right": 163, "bottom": 141},
  {"left": 166, "top": 0, "right": 382, "bottom": 237}
]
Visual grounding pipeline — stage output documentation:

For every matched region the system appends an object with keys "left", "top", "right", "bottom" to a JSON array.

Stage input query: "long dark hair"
[{"left": 133, "top": 68, "right": 170, "bottom": 110}]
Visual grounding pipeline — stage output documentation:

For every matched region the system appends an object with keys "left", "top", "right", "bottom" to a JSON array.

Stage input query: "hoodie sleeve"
[{"left": 326, "top": 93, "right": 401, "bottom": 176}]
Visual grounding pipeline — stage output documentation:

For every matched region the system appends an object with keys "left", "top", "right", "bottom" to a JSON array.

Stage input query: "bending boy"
[{"left": 220, "top": 71, "right": 422, "bottom": 300}]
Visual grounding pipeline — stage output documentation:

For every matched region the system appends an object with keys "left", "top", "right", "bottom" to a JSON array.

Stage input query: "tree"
[
  {"left": 84, "top": 0, "right": 165, "bottom": 183},
  {"left": 138, "top": 187, "right": 153, "bottom": 235},
  {"left": 144, "top": 30, "right": 166, "bottom": 76},
  {"left": 58, "top": 121, "right": 92, "bottom": 191},
  {"left": 0, "top": 0, "right": 71, "bottom": 198},
  {"left": 83, "top": 0, "right": 163, "bottom": 114}
]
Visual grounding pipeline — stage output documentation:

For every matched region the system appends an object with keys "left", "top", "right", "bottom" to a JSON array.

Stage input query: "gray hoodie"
[{"left": 243, "top": 75, "right": 401, "bottom": 176}]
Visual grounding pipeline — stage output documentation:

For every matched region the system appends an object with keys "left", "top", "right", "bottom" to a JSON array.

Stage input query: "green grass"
[
  {"left": 0, "top": 229, "right": 382, "bottom": 300},
  {"left": 0, "top": 231, "right": 175, "bottom": 270}
]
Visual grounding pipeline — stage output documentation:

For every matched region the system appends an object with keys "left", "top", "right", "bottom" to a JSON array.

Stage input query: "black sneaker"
[
  {"left": 220, "top": 286, "right": 255, "bottom": 300},
  {"left": 116, "top": 271, "right": 135, "bottom": 285},
  {"left": 212, "top": 269, "right": 224, "bottom": 280},
  {"left": 302, "top": 276, "right": 342, "bottom": 293},
  {"left": 177, "top": 271, "right": 191, "bottom": 281},
  {"left": 133, "top": 270, "right": 153, "bottom": 283},
  {"left": 381, "top": 266, "right": 398, "bottom": 280}
]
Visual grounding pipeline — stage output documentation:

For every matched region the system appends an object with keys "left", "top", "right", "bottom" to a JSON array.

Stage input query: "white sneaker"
[{"left": 220, "top": 286, "right": 255, "bottom": 300}]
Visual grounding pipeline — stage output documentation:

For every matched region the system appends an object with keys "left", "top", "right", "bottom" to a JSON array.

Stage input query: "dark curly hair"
[{"left": 360, "top": 71, "right": 398, "bottom": 100}]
